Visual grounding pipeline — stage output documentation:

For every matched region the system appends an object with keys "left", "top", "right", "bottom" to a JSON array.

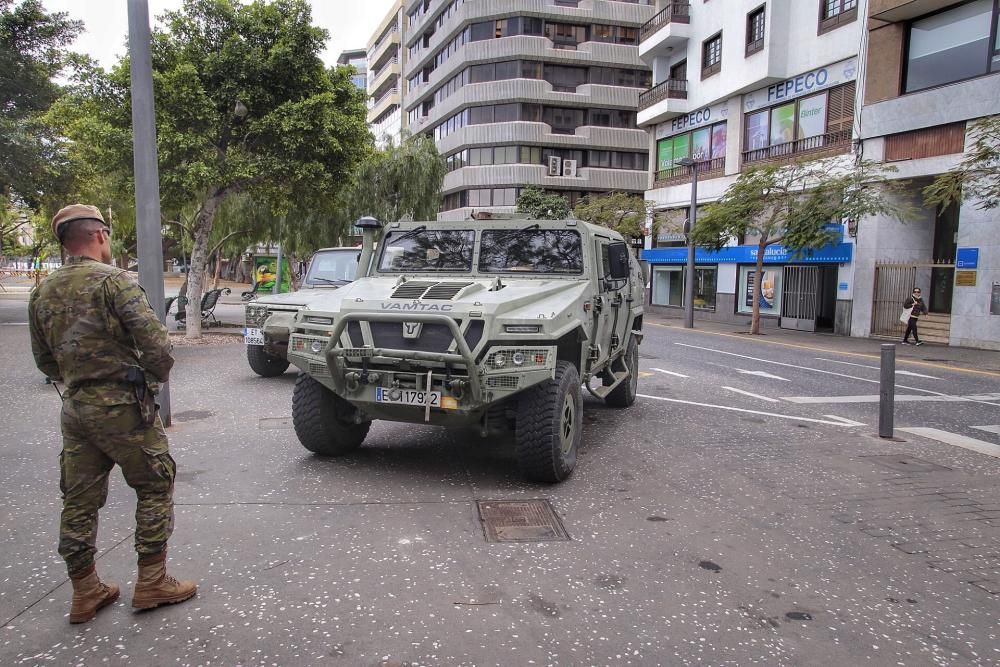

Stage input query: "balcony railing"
[
  {"left": 639, "top": 78, "right": 688, "bottom": 111},
  {"left": 370, "top": 87, "right": 400, "bottom": 107},
  {"left": 370, "top": 56, "right": 400, "bottom": 81},
  {"left": 654, "top": 156, "right": 724, "bottom": 186},
  {"left": 640, "top": 2, "right": 691, "bottom": 42},
  {"left": 742, "top": 129, "right": 852, "bottom": 165}
]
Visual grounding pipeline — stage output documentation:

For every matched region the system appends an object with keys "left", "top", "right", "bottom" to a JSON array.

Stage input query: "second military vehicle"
[{"left": 244, "top": 247, "right": 358, "bottom": 376}]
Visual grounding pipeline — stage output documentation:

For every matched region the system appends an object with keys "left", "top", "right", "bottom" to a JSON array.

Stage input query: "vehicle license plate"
[
  {"left": 376, "top": 387, "right": 441, "bottom": 407},
  {"left": 244, "top": 327, "right": 265, "bottom": 346}
]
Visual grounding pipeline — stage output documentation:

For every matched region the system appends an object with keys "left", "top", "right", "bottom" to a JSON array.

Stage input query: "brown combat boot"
[
  {"left": 69, "top": 564, "right": 120, "bottom": 624},
  {"left": 131, "top": 551, "right": 197, "bottom": 610}
]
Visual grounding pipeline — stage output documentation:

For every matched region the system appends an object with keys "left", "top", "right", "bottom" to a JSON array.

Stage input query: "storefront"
[{"left": 642, "top": 240, "right": 854, "bottom": 332}]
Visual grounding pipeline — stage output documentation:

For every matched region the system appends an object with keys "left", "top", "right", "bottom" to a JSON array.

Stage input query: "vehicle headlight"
[
  {"left": 494, "top": 353, "right": 506, "bottom": 368},
  {"left": 512, "top": 352, "right": 525, "bottom": 366},
  {"left": 310, "top": 340, "right": 324, "bottom": 354}
]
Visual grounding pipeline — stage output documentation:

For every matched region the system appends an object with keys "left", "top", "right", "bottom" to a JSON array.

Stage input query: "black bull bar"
[{"left": 323, "top": 312, "right": 484, "bottom": 403}]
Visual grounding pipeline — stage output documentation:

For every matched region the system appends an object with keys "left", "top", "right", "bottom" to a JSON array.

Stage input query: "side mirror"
[{"left": 607, "top": 242, "right": 630, "bottom": 280}]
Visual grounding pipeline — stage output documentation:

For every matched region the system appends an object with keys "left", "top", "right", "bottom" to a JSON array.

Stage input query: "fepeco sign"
[
  {"left": 743, "top": 57, "right": 858, "bottom": 112},
  {"left": 656, "top": 102, "right": 729, "bottom": 139}
]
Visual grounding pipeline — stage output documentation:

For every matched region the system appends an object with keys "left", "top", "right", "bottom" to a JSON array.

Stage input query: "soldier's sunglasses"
[{"left": 88, "top": 227, "right": 112, "bottom": 239}]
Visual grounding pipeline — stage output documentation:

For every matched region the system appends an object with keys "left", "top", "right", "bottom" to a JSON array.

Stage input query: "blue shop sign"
[
  {"left": 642, "top": 242, "right": 854, "bottom": 265},
  {"left": 956, "top": 247, "right": 979, "bottom": 269}
]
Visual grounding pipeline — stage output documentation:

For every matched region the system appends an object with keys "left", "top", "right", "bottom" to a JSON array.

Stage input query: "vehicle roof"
[
  {"left": 380, "top": 219, "right": 623, "bottom": 240},
  {"left": 315, "top": 246, "right": 361, "bottom": 252}
]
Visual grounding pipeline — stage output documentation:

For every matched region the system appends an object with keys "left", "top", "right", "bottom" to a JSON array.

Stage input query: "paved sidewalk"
[{"left": 645, "top": 313, "right": 1000, "bottom": 374}]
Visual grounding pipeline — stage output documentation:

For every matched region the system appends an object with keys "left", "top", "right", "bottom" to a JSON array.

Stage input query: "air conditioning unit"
[
  {"left": 547, "top": 156, "right": 562, "bottom": 176},
  {"left": 563, "top": 160, "right": 578, "bottom": 177}
]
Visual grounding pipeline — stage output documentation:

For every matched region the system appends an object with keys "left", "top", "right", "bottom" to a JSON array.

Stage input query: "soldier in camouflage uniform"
[{"left": 29, "top": 204, "right": 197, "bottom": 624}]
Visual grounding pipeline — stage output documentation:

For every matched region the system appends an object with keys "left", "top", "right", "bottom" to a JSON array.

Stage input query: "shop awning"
[{"left": 641, "top": 242, "right": 854, "bottom": 265}]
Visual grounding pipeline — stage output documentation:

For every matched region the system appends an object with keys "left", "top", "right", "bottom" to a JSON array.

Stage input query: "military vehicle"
[
  {"left": 285, "top": 218, "right": 644, "bottom": 482},
  {"left": 243, "top": 247, "right": 358, "bottom": 377}
]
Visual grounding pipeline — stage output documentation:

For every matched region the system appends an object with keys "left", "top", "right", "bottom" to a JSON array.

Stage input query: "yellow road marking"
[
  {"left": 647, "top": 321, "right": 1000, "bottom": 379},
  {"left": 639, "top": 371, "right": 655, "bottom": 378}
]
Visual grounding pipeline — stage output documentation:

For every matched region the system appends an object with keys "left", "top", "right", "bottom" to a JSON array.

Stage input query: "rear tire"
[
  {"left": 292, "top": 373, "right": 370, "bottom": 456},
  {"left": 515, "top": 361, "right": 582, "bottom": 483},
  {"left": 604, "top": 336, "right": 638, "bottom": 408},
  {"left": 247, "top": 344, "right": 290, "bottom": 377}
]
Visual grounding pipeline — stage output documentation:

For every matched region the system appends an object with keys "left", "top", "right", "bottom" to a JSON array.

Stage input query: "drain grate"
[
  {"left": 259, "top": 417, "right": 294, "bottom": 430},
  {"left": 862, "top": 454, "right": 951, "bottom": 473},
  {"left": 477, "top": 499, "right": 570, "bottom": 543}
]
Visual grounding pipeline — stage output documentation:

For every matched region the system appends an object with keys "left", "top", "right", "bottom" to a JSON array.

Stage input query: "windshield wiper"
[
  {"left": 390, "top": 225, "right": 427, "bottom": 244},
  {"left": 519, "top": 223, "right": 540, "bottom": 232},
  {"left": 310, "top": 277, "right": 349, "bottom": 285}
]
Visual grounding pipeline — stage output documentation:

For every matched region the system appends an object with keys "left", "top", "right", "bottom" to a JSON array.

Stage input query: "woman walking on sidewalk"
[{"left": 901, "top": 287, "right": 927, "bottom": 346}]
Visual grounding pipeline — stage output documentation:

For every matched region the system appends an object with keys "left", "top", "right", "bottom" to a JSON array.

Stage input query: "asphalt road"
[{"left": 1, "top": 294, "right": 999, "bottom": 666}]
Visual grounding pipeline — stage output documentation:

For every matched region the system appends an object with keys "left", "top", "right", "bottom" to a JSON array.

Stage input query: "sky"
[{"left": 41, "top": 0, "right": 397, "bottom": 69}]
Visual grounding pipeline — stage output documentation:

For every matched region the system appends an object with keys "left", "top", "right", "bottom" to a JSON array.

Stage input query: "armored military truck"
[
  {"left": 244, "top": 247, "right": 358, "bottom": 377},
  {"left": 285, "top": 219, "right": 643, "bottom": 482}
]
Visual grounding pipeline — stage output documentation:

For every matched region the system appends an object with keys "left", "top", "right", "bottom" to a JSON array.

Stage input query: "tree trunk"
[
  {"left": 185, "top": 193, "right": 226, "bottom": 339},
  {"left": 751, "top": 241, "right": 766, "bottom": 335},
  {"left": 212, "top": 252, "right": 223, "bottom": 289}
]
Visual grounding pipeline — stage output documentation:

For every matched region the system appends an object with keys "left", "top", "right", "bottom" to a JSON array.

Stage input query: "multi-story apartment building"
[
  {"left": 401, "top": 0, "right": 657, "bottom": 221},
  {"left": 853, "top": 0, "right": 1000, "bottom": 349},
  {"left": 368, "top": 1, "right": 408, "bottom": 146},
  {"left": 337, "top": 49, "right": 369, "bottom": 91},
  {"left": 639, "top": 1, "right": 863, "bottom": 332}
]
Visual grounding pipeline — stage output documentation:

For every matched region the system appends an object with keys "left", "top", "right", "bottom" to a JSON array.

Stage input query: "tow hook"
[{"left": 448, "top": 379, "right": 466, "bottom": 401}]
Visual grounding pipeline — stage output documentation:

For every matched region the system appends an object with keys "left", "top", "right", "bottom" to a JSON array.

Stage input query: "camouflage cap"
[{"left": 52, "top": 204, "right": 106, "bottom": 241}]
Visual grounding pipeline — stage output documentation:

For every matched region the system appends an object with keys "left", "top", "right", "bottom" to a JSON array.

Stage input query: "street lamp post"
[{"left": 678, "top": 157, "right": 698, "bottom": 329}]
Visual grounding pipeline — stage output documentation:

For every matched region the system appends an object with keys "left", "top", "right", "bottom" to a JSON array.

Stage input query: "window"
[
  {"left": 494, "top": 103, "right": 519, "bottom": 122},
  {"left": 746, "top": 6, "right": 765, "bottom": 56},
  {"left": 742, "top": 82, "right": 855, "bottom": 161},
  {"left": 905, "top": 0, "right": 997, "bottom": 92},
  {"left": 590, "top": 150, "right": 611, "bottom": 168},
  {"left": 738, "top": 266, "right": 782, "bottom": 315},
  {"left": 656, "top": 122, "right": 727, "bottom": 176},
  {"left": 819, "top": 0, "right": 858, "bottom": 34},
  {"left": 546, "top": 64, "right": 588, "bottom": 91},
  {"left": 496, "top": 146, "right": 518, "bottom": 164},
  {"left": 479, "top": 230, "right": 584, "bottom": 274},
  {"left": 670, "top": 59, "right": 687, "bottom": 81},
  {"left": 702, "top": 33, "right": 722, "bottom": 78}
]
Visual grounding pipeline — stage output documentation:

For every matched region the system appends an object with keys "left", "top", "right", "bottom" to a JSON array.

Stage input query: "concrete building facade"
[
  {"left": 401, "top": 0, "right": 657, "bottom": 221},
  {"left": 368, "top": 1, "right": 408, "bottom": 146},
  {"left": 638, "top": 0, "right": 864, "bottom": 331},
  {"left": 338, "top": 49, "right": 369, "bottom": 91},
  {"left": 852, "top": 0, "right": 1000, "bottom": 349}
]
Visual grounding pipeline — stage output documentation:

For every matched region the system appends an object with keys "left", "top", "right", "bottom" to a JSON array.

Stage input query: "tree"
[
  {"left": 924, "top": 115, "right": 1000, "bottom": 210},
  {"left": 347, "top": 133, "right": 445, "bottom": 225},
  {"left": 573, "top": 192, "right": 654, "bottom": 242},
  {"left": 516, "top": 186, "right": 570, "bottom": 220},
  {"left": 690, "top": 158, "right": 909, "bottom": 334},
  {"left": 50, "top": 0, "right": 370, "bottom": 337},
  {"left": 0, "top": 0, "right": 82, "bottom": 206}
]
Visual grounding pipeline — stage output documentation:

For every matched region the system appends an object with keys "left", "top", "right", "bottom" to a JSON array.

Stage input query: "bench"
[{"left": 175, "top": 287, "right": 231, "bottom": 328}]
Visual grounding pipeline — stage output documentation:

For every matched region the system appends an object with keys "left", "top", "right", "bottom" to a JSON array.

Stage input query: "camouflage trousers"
[{"left": 59, "top": 400, "right": 175, "bottom": 576}]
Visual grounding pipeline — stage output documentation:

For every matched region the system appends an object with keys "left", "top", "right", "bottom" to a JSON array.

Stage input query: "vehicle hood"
[{"left": 253, "top": 288, "right": 336, "bottom": 309}]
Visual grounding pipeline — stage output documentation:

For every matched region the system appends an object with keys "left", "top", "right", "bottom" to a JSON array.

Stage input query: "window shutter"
[{"left": 825, "top": 81, "right": 855, "bottom": 135}]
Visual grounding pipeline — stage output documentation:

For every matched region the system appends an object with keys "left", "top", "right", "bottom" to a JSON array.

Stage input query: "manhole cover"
[
  {"left": 172, "top": 410, "right": 213, "bottom": 422},
  {"left": 862, "top": 455, "right": 951, "bottom": 473},
  {"left": 259, "top": 417, "right": 294, "bottom": 430},
  {"left": 477, "top": 499, "right": 570, "bottom": 543}
]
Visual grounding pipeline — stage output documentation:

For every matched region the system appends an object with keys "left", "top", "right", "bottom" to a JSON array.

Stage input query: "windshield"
[
  {"left": 378, "top": 229, "right": 475, "bottom": 272},
  {"left": 478, "top": 229, "right": 584, "bottom": 274},
  {"left": 305, "top": 249, "right": 359, "bottom": 285}
]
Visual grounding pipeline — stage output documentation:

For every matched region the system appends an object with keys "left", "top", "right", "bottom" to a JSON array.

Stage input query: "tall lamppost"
[{"left": 677, "top": 157, "right": 698, "bottom": 329}]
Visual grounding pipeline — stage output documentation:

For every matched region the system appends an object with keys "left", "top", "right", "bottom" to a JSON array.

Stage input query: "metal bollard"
[{"left": 879, "top": 343, "right": 896, "bottom": 438}]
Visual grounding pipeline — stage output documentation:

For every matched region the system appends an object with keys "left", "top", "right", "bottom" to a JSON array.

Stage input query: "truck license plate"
[
  {"left": 244, "top": 327, "right": 265, "bottom": 346},
  {"left": 376, "top": 387, "right": 441, "bottom": 407}
]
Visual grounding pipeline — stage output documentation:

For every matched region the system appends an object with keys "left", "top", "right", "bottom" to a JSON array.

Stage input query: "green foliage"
[
  {"left": 573, "top": 192, "right": 653, "bottom": 241},
  {"left": 0, "top": 0, "right": 82, "bottom": 206},
  {"left": 49, "top": 0, "right": 370, "bottom": 336},
  {"left": 516, "top": 186, "right": 571, "bottom": 220},
  {"left": 924, "top": 115, "right": 1000, "bottom": 210},
  {"left": 690, "top": 157, "right": 910, "bottom": 333},
  {"left": 348, "top": 133, "right": 446, "bottom": 226}
]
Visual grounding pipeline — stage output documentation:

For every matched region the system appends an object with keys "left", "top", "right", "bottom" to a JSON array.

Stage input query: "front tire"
[
  {"left": 247, "top": 344, "right": 290, "bottom": 377},
  {"left": 604, "top": 336, "right": 638, "bottom": 408},
  {"left": 515, "top": 361, "right": 582, "bottom": 483},
  {"left": 292, "top": 374, "right": 370, "bottom": 456}
]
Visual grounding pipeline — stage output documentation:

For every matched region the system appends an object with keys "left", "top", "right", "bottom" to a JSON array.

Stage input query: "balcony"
[
  {"left": 653, "top": 156, "right": 724, "bottom": 188},
  {"left": 637, "top": 79, "right": 690, "bottom": 127},
  {"left": 742, "top": 130, "right": 852, "bottom": 166},
  {"left": 638, "top": 78, "right": 687, "bottom": 111},
  {"left": 639, "top": 3, "right": 690, "bottom": 63}
]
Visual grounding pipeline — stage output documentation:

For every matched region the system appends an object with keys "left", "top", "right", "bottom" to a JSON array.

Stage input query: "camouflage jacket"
[{"left": 29, "top": 256, "right": 174, "bottom": 405}]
